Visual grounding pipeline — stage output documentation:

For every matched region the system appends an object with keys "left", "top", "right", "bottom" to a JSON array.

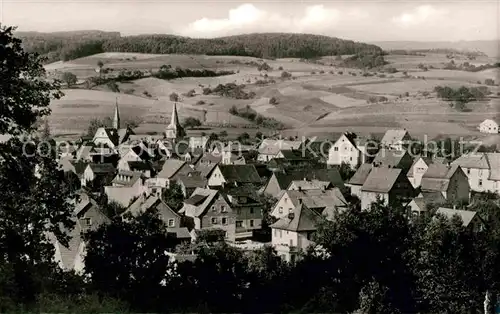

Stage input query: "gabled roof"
[
  {"left": 179, "top": 188, "right": 219, "bottom": 217},
  {"left": 287, "top": 180, "right": 332, "bottom": 191},
  {"left": 407, "top": 156, "right": 433, "bottom": 177},
  {"left": 176, "top": 174, "right": 207, "bottom": 189},
  {"left": 373, "top": 149, "right": 410, "bottom": 168},
  {"left": 452, "top": 153, "right": 490, "bottom": 170},
  {"left": 411, "top": 191, "right": 446, "bottom": 212},
  {"left": 361, "top": 167, "right": 402, "bottom": 193},
  {"left": 217, "top": 164, "right": 261, "bottom": 184},
  {"left": 421, "top": 164, "right": 462, "bottom": 192},
  {"left": 278, "top": 149, "right": 309, "bottom": 160},
  {"left": 481, "top": 118, "right": 500, "bottom": 126},
  {"left": 196, "top": 163, "right": 218, "bottom": 179},
  {"left": 111, "top": 171, "right": 143, "bottom": 187},
  {"left": 380, "top": 129, "right": 410, "bottom": 146},
  {"left": 273, "top": 168, "right": 345, "bottom": 190},
  {"left": 127, "top": 161, "right": 153, "bottom": 172},
  {"left": 270, "top": 203, "right": 322, "bottom": 232},
  {"left": 157, "top": 159, "right": 187, "bottom": 179},
  {"left": 348, "top": 163, "right": 373, "bottom": 186},
  {"left": 486, "top": 153, "right": 500, "bottom": 180},
  {"left": 123, "top": 194, "right": 179, "bottom": 219},
  {"left": 258, "top": 139, "right": 303, "bottom": 155},
  {"left": 284, "top": 188, "right": 347, "bottom": 211},
  {"left": 88, "top": 163, "right": 115, "bottom": 174},
  {"left": 436, "top": 207, "right": 478, "bottom": 227}
]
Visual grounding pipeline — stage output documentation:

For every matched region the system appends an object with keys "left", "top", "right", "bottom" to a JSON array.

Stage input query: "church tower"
[
  {"left": 165, "top": 102, "right": 185, "bottom": 141},
  {"left": 113, "top": 97, "right": 120, "bottom": 130}
]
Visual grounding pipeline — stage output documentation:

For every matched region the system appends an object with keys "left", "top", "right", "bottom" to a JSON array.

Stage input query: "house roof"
[
  {"left": 361, "top": 167, "right": 402, "bottom": 193},
  {"left": 348, "top": 163, "right": 373, "bottom": 186},
  {"left": 157, "top": 159, "right": 187, "bottom": 179},
  {"left": 196, "top": 163, "right": 219, "bottom": 179},
  {"left": 411, "top": 191, "right": 446, "bottom": 212},
  {"left": 270, "top": 203, "right": 322, "bottom": 232},
  {"left": 373, "top": 149, "right": 409, "bottom": 168},
  {"left": 123, "top": 194, "right": 178, "bottom": 219},
  {"left": 421, "top": 164, "right": 462, "bottom": 192},
  {"left": 218, "top": 164, "right": 261, "bottom": 184},
  {"left": 179, "top": 188, "right": 219, "bottom": 217},
  {"left": 381, "top": 129, "right": 409, "bottom": 146},
  {"left": 168, "top": 227, "right": 192, "bottom": 239},
  {"left": 258, "top": 139, "right": 303, "bottom": 155},
  {"left": 452, "top": 153, "right": 490, "bottom": 170},
  {"left": 273, "top": 168, "right": 345, "bottom": 190},
  {"left": 177, "top": 174, "right": 207, "bottom": 189},
  {"left": 127, "top": 161, "right": 153, "bottom": 172},
  {"left": 287, "top": 180, "right": 332, "bottom": 191},
  {"left": 436, "top": 207, "right": 478, "bottom": 227},
  {"left": 284, "top": 188, "right": 347, "bottom": 211},
  {"left": 278, "top": 149, "right": 308, "bottom": 160},
  {"left": 486, "top": 153, "right": 500, "bottom": 180},
  {"left": 88, "top": 163, "right": 115, "bottom": 174},
  {"left": 112, "top": 171, "right": 143, "bottom": 187},
  {"left": 407, "top": 156, "right": 433, "bottom": 177}
]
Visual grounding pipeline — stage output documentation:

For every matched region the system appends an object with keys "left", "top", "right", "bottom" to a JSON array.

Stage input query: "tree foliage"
[{"left": 61, "top": 72, "right": 77, "bottom": 87}]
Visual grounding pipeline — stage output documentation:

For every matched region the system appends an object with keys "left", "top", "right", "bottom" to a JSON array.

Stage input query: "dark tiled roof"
[
  {"left": 275, "top": 168, "right": 345, "bottom": 189},
  {"left": 361, "top": 167, "right": 402, "bottom": 193},
  {"left": 177, "top": 174, "right": 207, "bottom": 189},
  {"left": 127, "top": 161, "right": 153, "bottom": 172},
  {"left": 271, "top": 203, "right": 322, "bottom": 232},
  {"left": 218, "top": 165, "right": 261, "bottom": 184},
  {"left": 184, "top": 194, "right": 209, "bottom": 206},
  {"left": 88, "top": 163, "right": 115, "bottom": 174}
]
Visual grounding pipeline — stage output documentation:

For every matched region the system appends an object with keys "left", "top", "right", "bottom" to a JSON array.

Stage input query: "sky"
[{"left": 1, "top": 0, "right": 499, "bottom": 42}]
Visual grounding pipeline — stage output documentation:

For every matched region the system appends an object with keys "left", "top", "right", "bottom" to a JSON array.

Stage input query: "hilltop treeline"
[
  {"left": 17, "top": 31, "right": 383, "bottom": 62},
  {"left": 153, "top": 65, "right": 234, "bottom": 80}
]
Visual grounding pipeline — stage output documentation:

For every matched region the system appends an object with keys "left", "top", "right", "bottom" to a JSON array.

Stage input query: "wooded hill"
[{"left": 15, "top": 30, "right": 383, "bottom": 62}]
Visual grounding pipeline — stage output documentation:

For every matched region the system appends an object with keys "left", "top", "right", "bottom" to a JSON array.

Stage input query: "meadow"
[{"left": 47, "top": 51, "right": 500, "bottom": 144}]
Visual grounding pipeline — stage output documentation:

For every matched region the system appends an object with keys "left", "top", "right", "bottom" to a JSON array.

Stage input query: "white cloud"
[
  {"left": 392, "top": 5, "right": 447, "bottom": 27},
  {"left": 180, "top": 4, "right": 353, "bottom": 37}
]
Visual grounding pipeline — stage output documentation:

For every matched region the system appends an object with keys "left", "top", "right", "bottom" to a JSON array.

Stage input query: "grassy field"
[{"left": 46, "top": 51, "right": 499, "bottom": 143}]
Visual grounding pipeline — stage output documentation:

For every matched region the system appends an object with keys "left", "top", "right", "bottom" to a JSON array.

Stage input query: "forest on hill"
[{"left": 15, "top": 30, "right": 383, "bottom": 63}]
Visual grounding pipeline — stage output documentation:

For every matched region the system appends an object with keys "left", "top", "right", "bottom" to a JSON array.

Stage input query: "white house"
[
  {"left": 380, "top": 129, "right": 412, "bottom": 150},
  {"left": 452, "top": 152, "right": 500, "bottom": 194},
  {"left": 479, "top": 119, "right": 499, "bottom": 134},
  {"left": 327, "top": 132, "right": 367, "bottom": 169},
  {"left": 407, "top": 157, "right": 433, "bottom": 188},
  {"left": 257, "top": 139, "right": 303, "bottom": 162}
]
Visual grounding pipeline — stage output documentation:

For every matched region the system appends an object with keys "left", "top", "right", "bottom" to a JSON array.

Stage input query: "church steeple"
[
  {"left": 165, "top": 102, "right": 185, "bottom": 140},
  {"left": 113, "top": 97, "right": 120, "bottom": 130}
]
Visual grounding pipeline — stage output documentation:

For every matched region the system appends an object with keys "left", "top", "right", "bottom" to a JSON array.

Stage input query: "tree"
[
  {"left": 183, "top": 117, "right": 202, "bottom": 129},
  {"left": 86, "top": 117, "right": 112, "bottom": 137},
  {"left": 269, "top": 97, "right": 279, "bottom": 105},
  {"left": 237, "top": 132, "right": 250, "bottom": 144},
  {"left": 162, "top": 182, "right": 184, "bottom": 211},
  {"left": 169, "top": 92, "right": 179, "bottom": 102},
  {"left": 41, "top": 118, "right": 51, "bottom": 140},
  {"left": 107, "top": 81, "right": 120, "bottom": 93},
  {"left": 97, "top": 60, "right": 104, "bottom": 71},
  {"left": 0, "top": 26, "right": 63, "bottom": 135},
  {"left": 338, "top": 162, "right": 356, "bottom": 181},
  {"left": 219, "top": 130, "right": 228, "bottom": 138},
  {"left": 61, "top": 72, "right": 77, "bottom": 88},
  {"left": 255, "top": 131, "right": 263, "bottom": 140}
]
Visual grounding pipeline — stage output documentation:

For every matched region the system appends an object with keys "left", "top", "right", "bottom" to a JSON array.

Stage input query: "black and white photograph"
[{"left": 0, "top": 0, "right": 499, "bottom": 312}]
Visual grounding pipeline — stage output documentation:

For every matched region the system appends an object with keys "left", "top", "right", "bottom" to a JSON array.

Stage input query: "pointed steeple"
[
  {"left": 113, "top": 97, "right": 120, "bottom": 130},
  {"left": 165, "top": 102, "right": 185, "bottom": 140},
  {"left": 170, "top": 102, "right": 179, "bottom": 127}
]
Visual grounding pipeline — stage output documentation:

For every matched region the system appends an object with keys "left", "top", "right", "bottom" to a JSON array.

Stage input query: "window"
[
  {"left": 211, "top": 205, "right": 216, "bottom": 212},
  {"left": 279, "top": 230, "right": 282, "bottom": 238},
  {"left": 250, "top": 207, "right": 254, "bottom": 214},
  {"left": 221, "top": 205, "right": 226, "bottom": 212},
  {"left": 350, "top": 157, "right": 353, "bottom": 161},
  {"left": 211, "top": 217, "right": 218, "bottom": 224},
  {"left": 168, "top": 219, "right": 175, "bottom": 227},
  {"left": 237, "top": 208, "right": 241, "bottom": 215},
  {"left": 334, "top": 147, "right": 338, "bottom": 151},
  {"left": 236, "top": 221, "right": 243, "bottom": 228},
  {"left": 467, "top": 168, "right": 470, "bottom": 175},
  {"left": 479, "top": 179, "right": 483, "bottom": 187},
  {"left": 274, "top": 229, "right": 278, "bottom": 237},
  {"left": 81, "top": 218, "right": 91, "bottom": 227},
  {"left": 289, "top": 239, "right": 293, "bottom": 246},
  {"left": 250, "top": 220, "right": 254, "bottom": 227},
  {"left": 279, "top": 206, "right": 283, "bottom": 214},
  {"left": 222, "top": 217, "right": 228, "bottom": 225}
]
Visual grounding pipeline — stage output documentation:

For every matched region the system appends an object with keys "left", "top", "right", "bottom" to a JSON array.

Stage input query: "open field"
[{"left": 47, "top": 51, "right": 499, "bottom": 142}]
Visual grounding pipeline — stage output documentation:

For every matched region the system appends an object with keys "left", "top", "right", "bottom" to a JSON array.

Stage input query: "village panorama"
[{"left": 1, "top": 1, "right": 500, "bottom": 312}]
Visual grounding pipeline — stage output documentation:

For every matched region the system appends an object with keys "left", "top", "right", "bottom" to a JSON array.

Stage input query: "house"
[
  {"left": 346, "top": 163, "right": 373, "bottom": 198},
  {"left": 420, "top": 163, "right": 470, "bottom": 203},
  {"left": 257, "top": 139, "right": 303, "bottom": 162},
  {"left": 81, "top": 163, "right": 115, "bottom": 187},
  {"left": 479, "top": 119, "right": 499, "bottom": 134},
  {"left": 117, "top": 160, "right": 154, "bottom": 177},
  {"left": 435, "top": 207, "right": 485, "bottom": 232},
  {"left": 360, "top": 167, "right": 414, "bottom": 210},
  {"left": 207, "top": 164, "right": 262, "bottom": 188},
  {"left": 372, "top": 148, "right": 414, "bottom": 172},
  {"left": 271, "top": 202, "right": 322, "bottom": 263},
  {"left": 408, "top": 191, "right": 446, "bottom": 217},
  {"left": 104, "top": 171, "right": 148, "bottom": 207},
  {"left": 189, "top": 136, "right": 209, "bottom": 150},
  {"left": 270, "top": 188, "right": 347, "bottom": 219},
  {"left": 147, "top": 159, "right": 192, "bottom": 194},
  {"left": 263, "top": 168, "right": 344, "bottom": 197},
  {"left": 327, "top": 132, "right": 368, "bottom": 169},
  {"left": 407, "top": 156, "right": 434, "bottom": 188},
  {"left": 123, "top": 194, "right": 193, "bottom": 244},
  {"left": 287, "top": 180, "right": 332, "bottom": 191},
  {"left": 452, "top": 152, "right": 500, "bottom": 194},
  {"left": 223, "top": 185, "right": 264, "bottom": 239},
  {"left": 50, "top": 193, "right": 111, "bottom": 272},
  {"left": 380, "top": 129, "right": 412, "bottom": 150},
  {"left": 179, "top": 188, "right": 237, "bottom": 241},
  {"left": 176, "top": 173, "right": 208, "bottom": 198},
  {"left": 212, "top": 142, "right": 254, "bottom": 155},
  {"left": 119, "top": 144, "right": 153, "bottom": 163}
]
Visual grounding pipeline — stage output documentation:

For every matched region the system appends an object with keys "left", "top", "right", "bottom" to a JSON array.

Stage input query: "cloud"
[
  {"left": 180, "top": 4, "right": 353, "bottom": 38},
  {"left": 392, "top": 5, "right": 447, "bottom": 27}
]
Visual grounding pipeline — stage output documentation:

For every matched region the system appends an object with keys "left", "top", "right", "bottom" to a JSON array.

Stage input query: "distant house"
[
  {"left": 407, "top": 156, "right": 434, "bottom": 188},
  {"left": 123, "top": 194, "right": 193, "bottom": 244},
  {"left": 408, "top": 191, "right": 446, "bottom": 217},
  {"left": 372, "top": 148, "right": 414, "bottom": 172},
  {"left": 117, "top": 160, "right": 154, "bottom": 178},
  {"left": 189, "top": 136, "right": 209, "bottom": 151},
  {"left": 263, "top": 168, "right": 344, "bottom": 197},
  {"left": 287, "top": 180, "right": 333, "bottom": 191},
  {"left": 420, "top": 163, "right": 470, "bottom": 203},
  {"left": 327, "top": 132, "right": 368, "bottom": 169},
  {"left": 271, "top": 202, "right": 322, "bottom": 263},
  {"left": 176, "top": 173, "right": 208, "bottom": 198},
  {"left": 360, "top": 167, "right": 414, "bottom": 210},
  {"left": 479, "top": 119, "right": 499, "bottom": 134},
  {"left": 346, "top": 163, "right": 373, "bottom": 198},
  {"left": 380, "top": 129, "right": 411, "bottom": 150},
  {"left": 223, "top": 185, "right": 264, "bottom": 239},
  {"left": 452, "top": 152, "right": 500, "bottom": 194},
  {"left": 257, "top": 139, "right": 303, "bottom": 162},
  {"left": 81, "top": 163, "right": 116, "bottom": 187},
  {"left": 147, "top": 159, "right": 192, "bottom": 194},
  {"left": 435, "top": 207, "right": 485, "bottom": 232},
  {"left": 270, "top": 188, "right": 347, "bottom": 220},
  {"left": 104, "top": 171, "right": 148, "bottom": 207},
  {"left": 50, "top": 193, "right": 111, "bottom": 273},
  {"left": 179, "top": 188, "right": 237, "bottom": 241},
  {"left": 207, "top": 164, "right": 262, "bottom": 188}
]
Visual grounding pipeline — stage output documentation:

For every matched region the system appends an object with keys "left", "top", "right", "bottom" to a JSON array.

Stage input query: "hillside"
[
  {"left": 372, "top": 40, "right": 499, "bottom": 58},
  {"left": 16, "top": 30, "right": 383, "bottom": 63}
]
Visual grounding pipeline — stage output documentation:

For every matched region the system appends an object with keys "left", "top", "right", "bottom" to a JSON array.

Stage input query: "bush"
[
  {"left": 185, "top": 89, "right": 196, "bottom": 97},
  {"left": 269, "top": 97, "right": 279, "bottom": 105},
  {"left": 183, "top": 117, "right": 202, "bottom": 129},
  {"left": 485, "top": 79, "right": 495, "bottom": 86},
  {"left": 107, "top": 81, "right": 120, "bottom": 93},
  {"left": 124, "top": 88, "right": 135, "bottom": 94},
  {"left": 319, "top": 70, "right": 325, "bottom": 74},
  {"left": 338, "top": 71, "right": 343, "bottom": 75},
  {"left": 281, "top": 71, "right": 292, "bottom": 79},
  {"left": 143, "top": 90, "right": 151, "bottom": 97},
  {"left": 278, "top": 66, "right": 283, "bottom": 70},
  {"left": 169, "top": 92, "right": 179, "bottom": 101}
]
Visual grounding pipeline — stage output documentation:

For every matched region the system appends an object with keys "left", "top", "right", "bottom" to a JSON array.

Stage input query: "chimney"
[{"left": 298, "top": 198, "right": 303, "bottom": 204}]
